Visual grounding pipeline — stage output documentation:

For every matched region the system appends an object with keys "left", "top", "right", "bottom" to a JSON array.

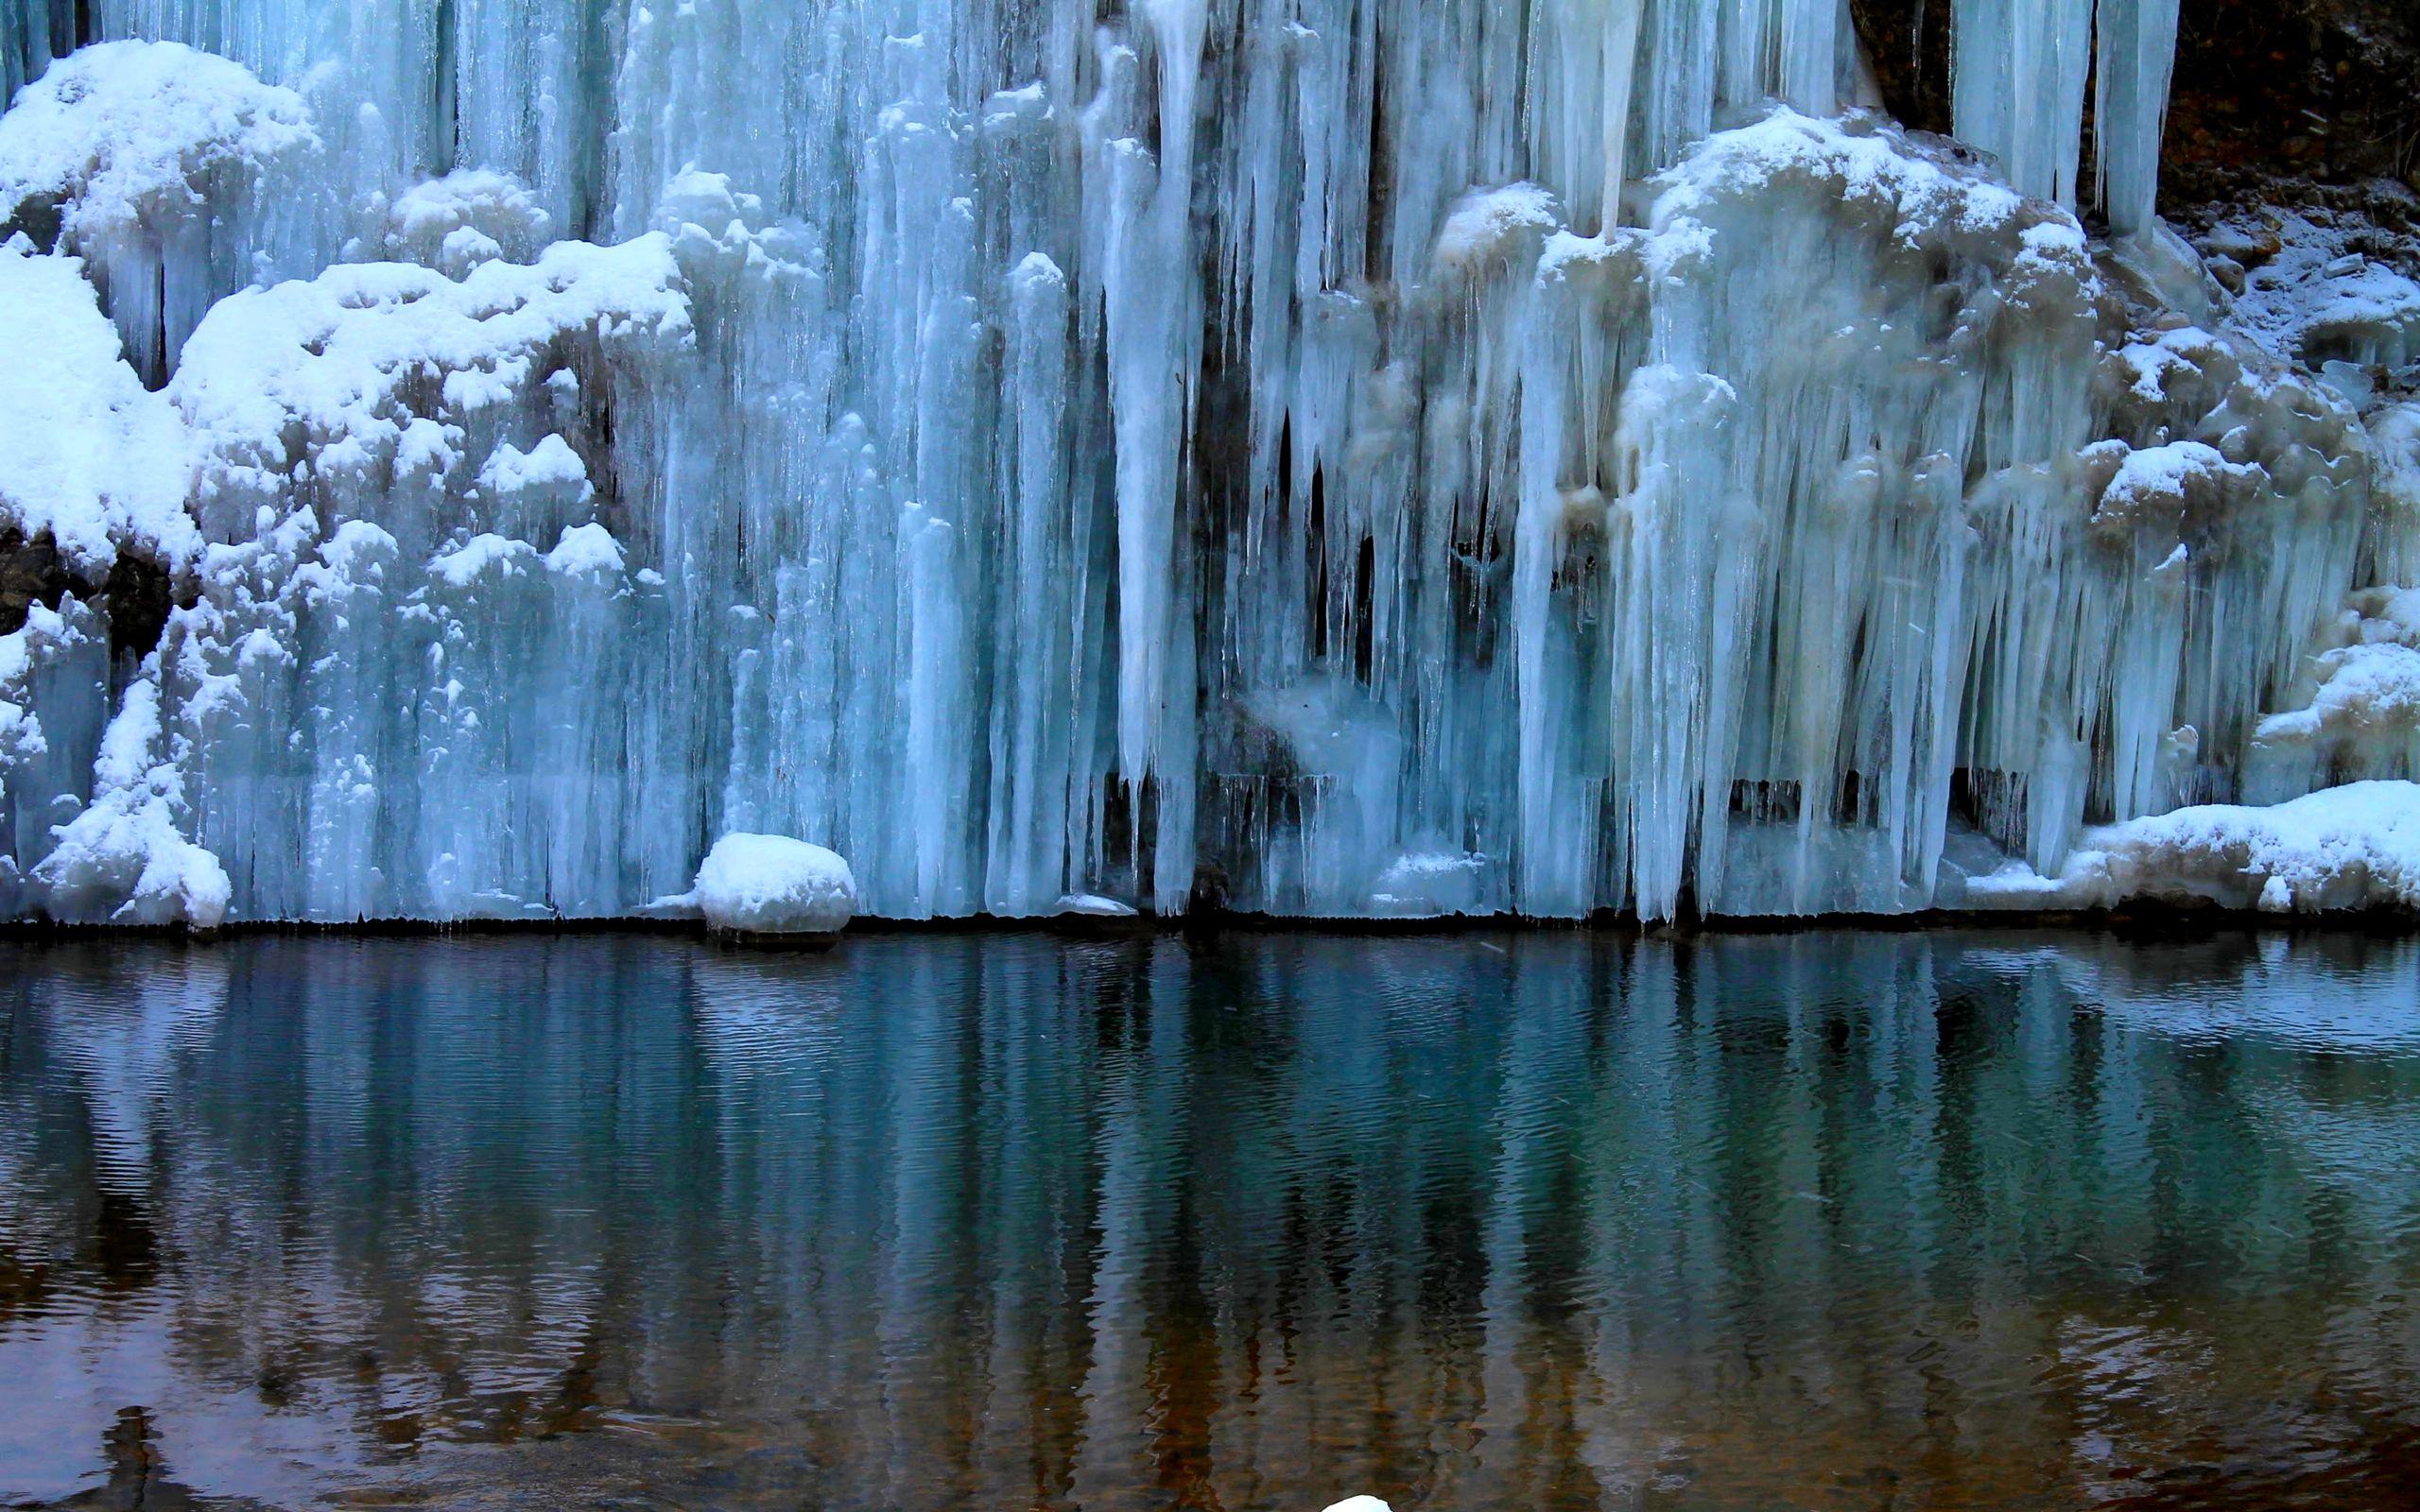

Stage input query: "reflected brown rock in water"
[
  {"left": 47, "top": 1407, "right": 260, "bottom": 1512},
  {"left": 0, "top": 930, "right": 2415, "bottom": 1510}
]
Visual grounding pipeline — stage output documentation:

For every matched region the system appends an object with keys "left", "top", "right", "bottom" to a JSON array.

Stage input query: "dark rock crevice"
[{"left": 2, "top": 529, "right": 181, "bottom": 662}]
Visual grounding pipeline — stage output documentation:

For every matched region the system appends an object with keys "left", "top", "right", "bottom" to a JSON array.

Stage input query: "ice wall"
[{"left": 0, "top": 0, "right": 2403, "bottom": 924}]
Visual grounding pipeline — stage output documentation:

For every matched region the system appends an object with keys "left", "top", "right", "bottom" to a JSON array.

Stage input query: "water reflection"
[{"left": 1, "top": 930, "right": 2416, "bottom": 1509}]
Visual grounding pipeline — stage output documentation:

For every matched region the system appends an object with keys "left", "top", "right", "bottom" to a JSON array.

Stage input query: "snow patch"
[
  {"left": 1056, "top": 892, "right": 1139, "bottom": 918},
  {"left": 1370, "top": 850, "right": 1489, "bottom": 917}
]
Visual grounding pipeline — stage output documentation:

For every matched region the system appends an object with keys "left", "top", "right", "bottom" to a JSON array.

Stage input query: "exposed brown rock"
[{"left": 2164, "top": 0, "right": 2419, "bottom": 206}]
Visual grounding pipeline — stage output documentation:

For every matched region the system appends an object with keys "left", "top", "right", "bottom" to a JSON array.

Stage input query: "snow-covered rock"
[
  {"left": 1431, "top": 182, "right": 1560, "bottom": 277},
  {"left": 0, "top": 40, "right": 317, "bottom": 378},
  {"left": 1966, "top": 782, "right": 2420, "bottom": 914},
  {"left": 0, "top": 40, "right": 312, "bottom": 241},
  {"left": 660, "top": 834, "right": 856, "bottom": 936},
  {"left": 165, "top": 233, "right": 687, "bottom": 543},
  {"left": 354, "top": 167, "right": 552, "bottom": 276}
]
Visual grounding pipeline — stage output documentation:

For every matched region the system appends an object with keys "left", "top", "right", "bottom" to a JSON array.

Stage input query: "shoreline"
[{"left": 3, "top": 902, "right": 2415, "bottom": 945}]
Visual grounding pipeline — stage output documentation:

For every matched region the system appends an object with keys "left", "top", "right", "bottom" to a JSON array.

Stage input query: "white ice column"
[
  {"left": 1095, "top": 0, "right": 1207, "bottom": 911},
  {"left": 2095, "top": 0, "right": 2184, "bottom": 237},
  {"left": 1950, "top": 0, "right": 2094, "bottom": 208},
  {"left": 985, "top": 254, "right": 1079, "bottom": 916}
]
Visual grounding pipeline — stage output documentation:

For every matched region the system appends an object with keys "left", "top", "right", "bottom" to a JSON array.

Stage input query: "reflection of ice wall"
[
  {"left": 2, "top": 1, "right": 2411, "bottom": 923},
  {"left": 7, "top": 934, "right": 2418, "bottom": 1503}
]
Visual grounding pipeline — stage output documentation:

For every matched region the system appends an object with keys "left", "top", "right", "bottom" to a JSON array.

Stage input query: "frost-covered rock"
[
  {"left": 662, "top": 834, "right": 856, "bottom": 936},
  {"left": 1967, "top": 782, "right": 2420, "bottom": 914},
  {"left": 2203, "top": 210, "right": 2420, "bottom": 372},
  {"left": 0, "top": 238, "right": 197, "bottom": 573}
]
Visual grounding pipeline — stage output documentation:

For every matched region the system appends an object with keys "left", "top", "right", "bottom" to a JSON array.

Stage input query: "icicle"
[
  {"left": 1949, "top": 0, "right": 2094, "bottom": 208},
  {"left": 2095, "top": 0, "right": 2183, "bottom": 238}
]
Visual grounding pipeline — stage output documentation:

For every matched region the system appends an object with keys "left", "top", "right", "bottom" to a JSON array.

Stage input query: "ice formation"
[{"left": 0, "top": 0, "right": 2413, "bottom": 925}]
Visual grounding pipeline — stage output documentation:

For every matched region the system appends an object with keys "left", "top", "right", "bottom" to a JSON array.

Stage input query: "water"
[{"left": 2, "top": 929, "right": 2417, "bottom": 1510}]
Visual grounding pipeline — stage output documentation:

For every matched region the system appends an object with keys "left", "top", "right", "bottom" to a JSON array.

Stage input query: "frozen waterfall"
[{"left": 2, "top": 0, "right": 2413, "bottom": 924}]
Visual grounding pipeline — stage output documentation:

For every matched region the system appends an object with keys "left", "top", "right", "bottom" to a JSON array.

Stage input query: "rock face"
[
  {"left": 2164, "top": 0, "right": 2419, "bottom": 205},
  {"left": 0, "top": 2, "right": 2416, "bottom": 926}
]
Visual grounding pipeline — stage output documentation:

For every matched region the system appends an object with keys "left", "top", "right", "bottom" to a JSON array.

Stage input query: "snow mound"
[
  {"left": 1967, "top": 782, "right": 2420, "bottom": 914},
  {"left": 670, "top": 833, "right": 856, "bottom": 936},
  {"left": 355, "top": 168, "right": 552, "bottom": 275},
  {"left": 0, "top": 40, "right": 314, "bottom": 241},
  {"left": 0, "top": 238, "right": 197, "bottom": 572},
  {"left": 1322, "top": 1501, "right": 1393, "bottom": 1512}
]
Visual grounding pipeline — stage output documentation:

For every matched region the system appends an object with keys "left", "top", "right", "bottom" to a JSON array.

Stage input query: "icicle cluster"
[{"left": 3, "top": 0, "right": 2412, "bottom": 925}]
